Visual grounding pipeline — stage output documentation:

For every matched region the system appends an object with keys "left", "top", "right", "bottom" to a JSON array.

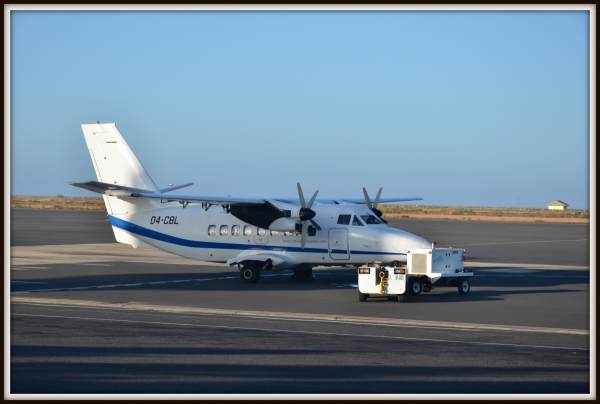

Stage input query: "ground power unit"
[{"left": 406, "top": 246, "right": 472, "bottom": 296}]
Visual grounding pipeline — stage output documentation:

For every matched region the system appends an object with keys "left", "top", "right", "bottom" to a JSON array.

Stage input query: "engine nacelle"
[
  {"left": 268, "top": 217, "right": 299, "bottom": 232},
  {"left": 229, "top": 200, "right": 303, "bottom": 230}
]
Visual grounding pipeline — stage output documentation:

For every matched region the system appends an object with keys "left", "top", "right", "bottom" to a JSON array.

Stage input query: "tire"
[
  {"left": 291, "top": 268, "right": 312, "bottom": 280},
  {"left": 358, "top": 290, "right": 367, "bottom": 302},
  {"left": 422, "top": 284, "right": 432, "bottom": 293},
  {"left": 458, "top": 278, "right": 470, "bottom": 295},
  {"left": 390, "top": 260, "right": 402, "bottom": 268},
  {"left": 240, "top": 262, "right": 261, "bottom": 283},
  {"left": 409, "top": 278, "right": 422, "bottom": 296},
  {"left": 397, "top": 294, "right": 407, "bottom": 303}
]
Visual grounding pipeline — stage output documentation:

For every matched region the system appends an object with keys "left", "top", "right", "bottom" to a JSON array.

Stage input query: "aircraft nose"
[{"left": 403, "top": 233, "right": 431, "bottom": 250}]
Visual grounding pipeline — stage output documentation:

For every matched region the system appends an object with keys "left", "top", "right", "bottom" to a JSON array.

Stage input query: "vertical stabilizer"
[{"left": 81, "top": 123, "right": 159, "bottom": 214}]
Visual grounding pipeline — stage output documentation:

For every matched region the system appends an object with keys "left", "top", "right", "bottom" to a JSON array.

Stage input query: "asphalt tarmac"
[{"left": 8, "top": 209, "right": 593, "bottom": 396}]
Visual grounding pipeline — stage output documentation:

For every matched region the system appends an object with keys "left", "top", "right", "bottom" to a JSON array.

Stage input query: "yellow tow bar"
[{"left": 379, "top": 271, "right": 387, "bottom": 294}]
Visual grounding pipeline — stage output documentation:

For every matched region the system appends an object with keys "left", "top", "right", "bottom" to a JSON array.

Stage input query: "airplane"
[{"left": 70, "top": 122, "right": 432, "bottom": 283}]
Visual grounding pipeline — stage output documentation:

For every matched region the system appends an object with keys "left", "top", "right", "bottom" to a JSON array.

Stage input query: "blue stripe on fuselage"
[{"left": 108, "top": 215, "right": 404, "bottom": 256}]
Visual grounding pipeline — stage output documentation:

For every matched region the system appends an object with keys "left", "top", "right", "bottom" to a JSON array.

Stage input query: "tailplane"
[{"left": 76, "top": 122, "right": 159, "bottom": 214}]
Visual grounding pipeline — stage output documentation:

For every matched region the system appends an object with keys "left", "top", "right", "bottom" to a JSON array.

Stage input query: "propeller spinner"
[
  {"left": 363, "top": 187, "right": 388, "bottom": 224},
  {"left": 297, "top": 183, "right": 322, "bottom": 248}
]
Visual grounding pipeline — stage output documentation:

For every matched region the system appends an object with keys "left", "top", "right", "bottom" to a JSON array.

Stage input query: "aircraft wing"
[
  {"left": 71, "top": 180, "right": 420, "bottom": 207},
  {"left": 337, "top": 196, "right": 423, "bottom": 204},
  {"left": 272, "top": 196, "right": 423, "bottom": 205}
]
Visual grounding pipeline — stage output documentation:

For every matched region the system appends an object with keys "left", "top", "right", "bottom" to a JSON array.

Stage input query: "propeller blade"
[
  {"left": 374, "top": 187, "right": 383, "bottom": 208},
  {"left": 297, "top": 183, "right": 306, "bottom": 208},
  {"left": 307, "top": 190, "right": 319, "bottom": 209},
  {"left": 300, "top": 220, "right": 308, "bottom": 249},
  {"left": 362, "top": 188, "right": 373, "bottom": 209},
  {"left": 309, "top": 219, "right": 322, "bottom": 231}
]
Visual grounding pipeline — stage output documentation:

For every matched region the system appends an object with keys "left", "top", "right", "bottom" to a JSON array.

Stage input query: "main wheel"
[
  {"left": 240, "top": 262, "right": 261, "bottom": 283},
  {"left": 409, "top": 278, "right": 422, "bottom": 296},
  {"left": 458, "top": 278, "right": 470, "bottom": 295},
  {"left": 397, "top": 294, "right": 408, "bottom": 303},
  {"left": 291, "top": 268, "right": 313, "bottom": 280},
  {"left": 358, "top": 290, "right": 367, "bottom": 302}
]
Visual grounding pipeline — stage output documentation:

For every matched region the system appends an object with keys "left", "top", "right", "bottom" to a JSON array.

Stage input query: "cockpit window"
[
  {"left": 352, "top": 215, "right": 364, "bottom": 226},
  {"left": 360, "top": 214, "right": 383, "bottom": 224},
  {"left": 337, "top": 214, "right": 351, "bottom": 225}
]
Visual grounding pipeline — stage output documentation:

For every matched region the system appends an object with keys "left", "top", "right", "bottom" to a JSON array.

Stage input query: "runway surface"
[{"left": 8, "top": 209, "right": 593, "bottom": 396}]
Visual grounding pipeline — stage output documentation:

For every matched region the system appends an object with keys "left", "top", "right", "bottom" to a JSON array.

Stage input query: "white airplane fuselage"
[
  {"left": 72, "top": 122, "right": 432, "bottom": 280},
  {"left": 109, "top": 202, "right": 431, "bottom": 270}
]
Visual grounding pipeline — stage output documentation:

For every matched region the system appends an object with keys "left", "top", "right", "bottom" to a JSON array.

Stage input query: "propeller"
[
  {"left": 363, "top": 187, "right": 388, "bottom": 224},
  {"left": 297, "top": 183, "right": 322, "bottom": 248}
]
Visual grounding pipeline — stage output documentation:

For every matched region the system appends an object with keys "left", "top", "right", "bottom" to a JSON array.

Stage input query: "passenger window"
[
  {"left": 270, "top": 230, "right": 279, "bottom": 236},
  {"left": 208, "top": 225, "right": 216, "bottom": 236},
  {"left": 220, "top": 225, "right": 228, "bottom": 236},
  {"left": 352, "top": 215, "right": 364, "bottom": 226},
  {"left": 257, "top": 228, "right": 266, "bottom": 236},
  {"left": 337, "top": 215, "right": 351, "bottom": 225},
  {"left": 231, "top": 225, "right": 240, "bottom": 236},
  {"left": 284, "top": 231, "right": 293, "bottom": 236},
  {"left": 243, "top": 225, "right": 252, "bottom": 236}
]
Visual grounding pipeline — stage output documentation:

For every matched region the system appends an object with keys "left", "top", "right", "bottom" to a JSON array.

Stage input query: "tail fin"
[{"left": 80, "top": 122, "right": 159, "bottom": 214}]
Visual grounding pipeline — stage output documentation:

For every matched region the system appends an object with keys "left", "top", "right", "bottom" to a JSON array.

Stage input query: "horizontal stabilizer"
[
  {"left": 159, "top": 182, "right": 194, "bottom": 193},
  {"left": 121, "top": 192, "right": 266, "bottom": 206},
  {"left": 69, "top": 180, "right": 154, "bottom": 196}
]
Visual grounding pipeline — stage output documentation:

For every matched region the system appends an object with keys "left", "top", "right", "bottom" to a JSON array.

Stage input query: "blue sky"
[{"left": 9, "top": 9, "right": 591, "bottom": 208}]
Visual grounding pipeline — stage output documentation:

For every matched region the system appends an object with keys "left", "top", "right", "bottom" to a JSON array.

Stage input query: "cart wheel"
[
  {"left": 458, "top": 278, "right": 470, "bottom": 295},
  {"left": 358, "top": 290, "right": 368, "bottom": 302},
  {"left": 423, "top": 284, "right": 432, "bottom": 293},
  {"left": 409, "top": 278, "right": 422, "bottom": 296},
  {"left": 397, "top": 294, "right": 407, "bottom": 303}
]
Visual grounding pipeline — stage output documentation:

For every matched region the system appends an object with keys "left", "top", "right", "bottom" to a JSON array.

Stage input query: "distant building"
[{"left": 547, "top": 200, "right": 569, "bottom": 211}]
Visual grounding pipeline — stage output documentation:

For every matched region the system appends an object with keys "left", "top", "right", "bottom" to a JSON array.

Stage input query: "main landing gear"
[
  {"left": 240, "top": 262, "right": 261, "bottom": 283},
  {"left": 239, "top": 262, "right": 314, "bottom": 283}
]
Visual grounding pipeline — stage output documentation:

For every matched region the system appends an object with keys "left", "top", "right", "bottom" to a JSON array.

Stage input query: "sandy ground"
[{"left": 383, "top": 213, "right": 589, "bottom": 223}]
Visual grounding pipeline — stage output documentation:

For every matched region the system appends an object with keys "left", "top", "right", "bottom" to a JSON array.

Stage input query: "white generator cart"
[
  {"left": 357, "top": 265, "right": 409, "bottom": 303},
  {"left": 406, "top": 247, "right": 472, "bottom": 296}
]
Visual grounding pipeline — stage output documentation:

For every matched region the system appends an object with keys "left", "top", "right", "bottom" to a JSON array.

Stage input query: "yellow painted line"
[{"left": 11, "top": 296, "right": 589, "bottom": 336}]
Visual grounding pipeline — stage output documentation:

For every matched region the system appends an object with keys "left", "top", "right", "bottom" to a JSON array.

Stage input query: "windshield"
[{"left": 360, "top": 214, "right": 383, "bottom": 225}]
